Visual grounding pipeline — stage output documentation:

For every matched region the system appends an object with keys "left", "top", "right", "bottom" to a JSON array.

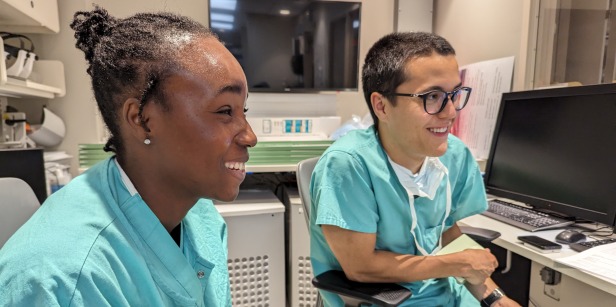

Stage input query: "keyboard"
[
  {"left": 482, "top": 199, "right": 574, "bottom": 232},
  {"left": 569, "top": 238, "right": 616, "bottom": 252}
]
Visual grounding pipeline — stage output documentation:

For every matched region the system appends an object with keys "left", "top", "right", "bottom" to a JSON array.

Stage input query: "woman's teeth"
[{"left": 225, "top": 162, "right": 246, "bottom": 170}]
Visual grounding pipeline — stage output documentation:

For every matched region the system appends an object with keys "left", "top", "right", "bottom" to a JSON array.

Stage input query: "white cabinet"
[
  {"left": 0, "top": 0, "right": 60, "bottom": 33},
  {"left": 1, "top": 0, "right": 64, "bottom": 151},
  {"left": 0, "top": 38, "right": 65, "bottom": 99},
  {"left": 214, "top": 190, "right": 286, "bottom": 307},
  {"left": 528, "top": 261, "right": 616, "bottom": 307},
  {"left": 0, "top": 0, "right": 64, "bottom": 99},
  {"left": 288, "top": 190, "right": 318, "bottom": 307}
]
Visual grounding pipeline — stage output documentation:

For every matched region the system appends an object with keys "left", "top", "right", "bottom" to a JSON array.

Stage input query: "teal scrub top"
[
  {"left": 310, "top": 126, "right": 488, "bottom": 307},
  {"left": 0, "top": 157, "right": 231, "bottom": 306}
]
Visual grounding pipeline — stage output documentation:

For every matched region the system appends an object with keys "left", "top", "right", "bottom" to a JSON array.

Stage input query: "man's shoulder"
[
  {"left": 440, "top": 134, "right": 474, "bottom": 165},
  {"left": 325, "top": 127, "right": 380, "bottom": 158},
  {"left": 446, "top": 134, "right": 469, "bottom": 152},
  {"left": 316, "top": 127, "right": 390, "bottom": 183}
]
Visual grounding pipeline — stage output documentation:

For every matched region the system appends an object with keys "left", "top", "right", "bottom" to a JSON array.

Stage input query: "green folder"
[{"left": 435, "top": 234, "right": 485, "bottom": 284}]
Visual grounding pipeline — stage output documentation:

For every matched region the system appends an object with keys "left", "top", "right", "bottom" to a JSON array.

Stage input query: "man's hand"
[{"left": 458, "top": 248, "right": 498, "bottom": 285}]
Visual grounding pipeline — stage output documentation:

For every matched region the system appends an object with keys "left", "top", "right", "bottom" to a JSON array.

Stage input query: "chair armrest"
[
  {"left": 312, "top": 270, "right": 412, "bottom": 307},
  {"left": 459, "top": 226, "right": 501, "bottom": 242}
]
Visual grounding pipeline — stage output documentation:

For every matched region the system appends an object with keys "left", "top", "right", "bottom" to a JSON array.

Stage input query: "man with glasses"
[{"left": 309, "top": 32, "right": 519, "bottom": 306}]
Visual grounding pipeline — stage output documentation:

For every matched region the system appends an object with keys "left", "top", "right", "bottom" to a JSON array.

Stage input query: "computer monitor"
[{"left": 484, "top": 83, "right": 616, "bottom": 226}]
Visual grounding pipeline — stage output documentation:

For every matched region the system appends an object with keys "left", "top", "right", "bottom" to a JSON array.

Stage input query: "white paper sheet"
[
  {"left": 556, "top": 242, "right": 616, "bottom": 284},
  {"left": 453, "top": 56, "right": 515, "bottom": 160}
]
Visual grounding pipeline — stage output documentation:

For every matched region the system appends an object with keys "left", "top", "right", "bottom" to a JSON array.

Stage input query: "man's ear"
[
  {"left": 122, "top": 98, "right": 148, "bottom": 142},
  {"left": 370, "top": 92, "right": 389, "bottom": 122}
]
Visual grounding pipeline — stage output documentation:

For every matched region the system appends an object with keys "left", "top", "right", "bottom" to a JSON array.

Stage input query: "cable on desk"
[{"left": 573, "top": 223, "right": 614, "bottom": 239}]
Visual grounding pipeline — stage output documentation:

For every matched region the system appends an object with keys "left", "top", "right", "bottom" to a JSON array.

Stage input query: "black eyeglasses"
[{"left": 386, "top": 87, "right": 472, "bottom": 115}]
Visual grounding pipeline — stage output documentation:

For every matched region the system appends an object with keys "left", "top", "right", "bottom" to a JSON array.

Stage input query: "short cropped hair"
[{"left": 361, "top": 32, "right": 455, "bottom": 129}]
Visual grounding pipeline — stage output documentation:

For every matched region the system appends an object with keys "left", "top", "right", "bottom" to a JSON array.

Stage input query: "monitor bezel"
[{"left": 484, "top": 83, "right": 616, "bottom": 226}]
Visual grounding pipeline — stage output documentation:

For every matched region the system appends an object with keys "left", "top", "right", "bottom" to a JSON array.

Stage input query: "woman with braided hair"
[{"left": 0, "top": 6, "right": 256, "bottom": 306}]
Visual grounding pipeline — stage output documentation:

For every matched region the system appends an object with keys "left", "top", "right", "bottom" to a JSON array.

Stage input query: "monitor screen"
[
  {"left": 484, "top": 83, "right": 616, "bottom": 226},
  {"left": 209, "top": 0, "right": 361, "bottom": 93}
]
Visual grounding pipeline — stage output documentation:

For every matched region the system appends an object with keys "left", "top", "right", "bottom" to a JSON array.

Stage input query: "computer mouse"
[{"left": 555, "top": 229, "right": 587, "bottom": 244}]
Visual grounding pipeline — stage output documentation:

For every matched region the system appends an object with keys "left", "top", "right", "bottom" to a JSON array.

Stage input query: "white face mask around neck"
[
  {"left": 389, "top": 156, "right": 447, "bottom": 200},
  {"left": 389, "top": 156, "right": 452, "bottom": 293}
]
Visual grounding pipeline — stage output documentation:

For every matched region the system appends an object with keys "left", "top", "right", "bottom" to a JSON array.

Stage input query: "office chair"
[
  {"left": 296, "top": 157, "right": 501, "bottom": 307},
  {"left": 0, "top": 177, "right": 40, "bottom": 248}
]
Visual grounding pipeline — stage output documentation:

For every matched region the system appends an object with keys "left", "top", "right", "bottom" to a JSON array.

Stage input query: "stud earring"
[{"left": 144, "top": 138, "right": 151, "bottom": 145}]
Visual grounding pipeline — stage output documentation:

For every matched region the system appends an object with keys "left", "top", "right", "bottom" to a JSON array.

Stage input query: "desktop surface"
[{"left": 460, "top": 214, "right": 616, "bottom": 296}]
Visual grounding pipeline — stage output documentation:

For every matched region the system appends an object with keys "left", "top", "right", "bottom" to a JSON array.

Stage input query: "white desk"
[{"left": 460, "top": 214, "right": 616, "bottom": 306}]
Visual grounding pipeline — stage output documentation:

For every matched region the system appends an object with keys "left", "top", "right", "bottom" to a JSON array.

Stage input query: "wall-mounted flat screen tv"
[{"left": 209, "top": 0, "right": 361, "bottom": 93}]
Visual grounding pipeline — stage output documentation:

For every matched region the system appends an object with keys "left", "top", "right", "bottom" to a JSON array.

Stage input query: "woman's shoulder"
[
  {"left": 0, "top": 212, "right": 133, "bottom": 304},
  {"left": 0, "top": 160, "right": 134, "bottom": 297}
]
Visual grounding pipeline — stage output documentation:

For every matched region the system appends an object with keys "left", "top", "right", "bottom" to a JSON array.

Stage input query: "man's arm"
[
  {"left": 443, "top": 224, "right": 520, "bottom": 307},
  {"left": 321, "top": 223, "right": 498, "bottom": 283}
]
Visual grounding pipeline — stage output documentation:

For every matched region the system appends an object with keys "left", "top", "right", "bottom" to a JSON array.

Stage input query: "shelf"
[
  {"left": 78, "top": 140, "right": 331, "bottom": 173},
  {"left": 246, "top": 164, "right": 298, "bottom": 173},
  {"left": 1, "top": 38, "right": 65, "bottom": 99}
]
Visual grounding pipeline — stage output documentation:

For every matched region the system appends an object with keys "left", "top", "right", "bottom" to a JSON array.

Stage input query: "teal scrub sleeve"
[
  {"left": 447, "top": 145, "right": 488, "bottom": 224},
  {"left": 312, "top": 151, "right": 379, "bottom": 233}
]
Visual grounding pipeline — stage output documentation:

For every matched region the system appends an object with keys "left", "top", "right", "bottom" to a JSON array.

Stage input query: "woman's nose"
[{"left": 239, "top": 121, "right": 258, "bottom": 148}]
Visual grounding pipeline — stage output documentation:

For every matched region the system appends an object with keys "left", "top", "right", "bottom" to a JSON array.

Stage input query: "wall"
[
  {"left": 563, "top": 0, "right": 607, "bottom": 85},
  {"left": 33, "top": 0, "right": 393, "bottom": 176},
  {"left": 31, "top": 0, "right": 540, "bottom": 175},
  {"left": 334, "top": 0, "right": 394, "bottom": 123},
  {"left": 433, "top": 0, "right": 533, "bottom": 91}
]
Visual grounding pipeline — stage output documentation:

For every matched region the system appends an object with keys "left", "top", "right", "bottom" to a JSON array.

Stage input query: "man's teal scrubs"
[
  {"left": 0, "top": 157, "right": 231, "bottom": 306},
  {"left": 310, "top": 126, "right": 488, "bottom": 307}
]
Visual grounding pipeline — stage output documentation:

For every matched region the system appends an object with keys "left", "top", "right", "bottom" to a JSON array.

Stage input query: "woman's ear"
[{"left": 122, "top": 98, "right": 149, "bottom": 142}]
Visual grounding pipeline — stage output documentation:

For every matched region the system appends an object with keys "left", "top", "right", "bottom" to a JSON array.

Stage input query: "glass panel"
[{"left": 533, "top": 0, "right": 613, "bottom": 88}]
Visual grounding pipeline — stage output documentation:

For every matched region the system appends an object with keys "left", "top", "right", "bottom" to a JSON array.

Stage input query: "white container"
[{"left": 29, "top": 107, "right": 65, "bottom": 147}]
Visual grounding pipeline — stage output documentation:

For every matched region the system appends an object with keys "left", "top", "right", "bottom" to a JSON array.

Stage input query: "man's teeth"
[
  {"left": 225, "top": 162, "right": 245, "bottom": 170},
  {"left": 429, "top": 127, "right": 448, "bottom": 133}
]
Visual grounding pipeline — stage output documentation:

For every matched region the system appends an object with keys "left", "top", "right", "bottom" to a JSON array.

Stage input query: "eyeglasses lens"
[
  {"left": 426, "top": 89, "right": 471, "bottom": 114},
  {"left": 425, "top": 91, "right": 447, "bottom": 114},
  {"left": 453, "top": 89, "right": 470, "bottom": 110}
]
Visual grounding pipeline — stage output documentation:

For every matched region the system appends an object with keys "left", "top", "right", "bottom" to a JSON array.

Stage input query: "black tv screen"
[
  {"left": 484, "top": 83, "right": 616, "bottom": 226},
  {"left": 209, "top": 0, "right": 361, "bottom": 92}
]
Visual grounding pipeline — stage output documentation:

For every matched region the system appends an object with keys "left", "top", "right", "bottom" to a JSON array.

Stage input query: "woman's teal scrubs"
[{"left": 0, "top": 157, "right": 231, "bottom": 306}]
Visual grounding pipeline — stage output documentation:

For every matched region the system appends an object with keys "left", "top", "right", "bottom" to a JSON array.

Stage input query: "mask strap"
[
  {"left": 433, "top": 174, "right": 452, "bottom": 254},
  {"left": 407, "top": 169, "right": 451, "bottom": 256}
]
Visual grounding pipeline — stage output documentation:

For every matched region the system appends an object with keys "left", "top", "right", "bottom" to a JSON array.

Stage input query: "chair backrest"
[
  {"left": 0, "top": 177, "right": 40, "bottom": 247},
  {"left": 296, "top": 157, "right": 320, "bottom": 227}
]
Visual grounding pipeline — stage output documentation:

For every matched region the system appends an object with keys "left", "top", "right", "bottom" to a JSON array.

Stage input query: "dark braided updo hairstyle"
[
  {"left": 361, "top": 32, "right": 455, "bottom": 130},
  {"left": 70, "top": 6, "right": 216, "bottom": 157}
]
